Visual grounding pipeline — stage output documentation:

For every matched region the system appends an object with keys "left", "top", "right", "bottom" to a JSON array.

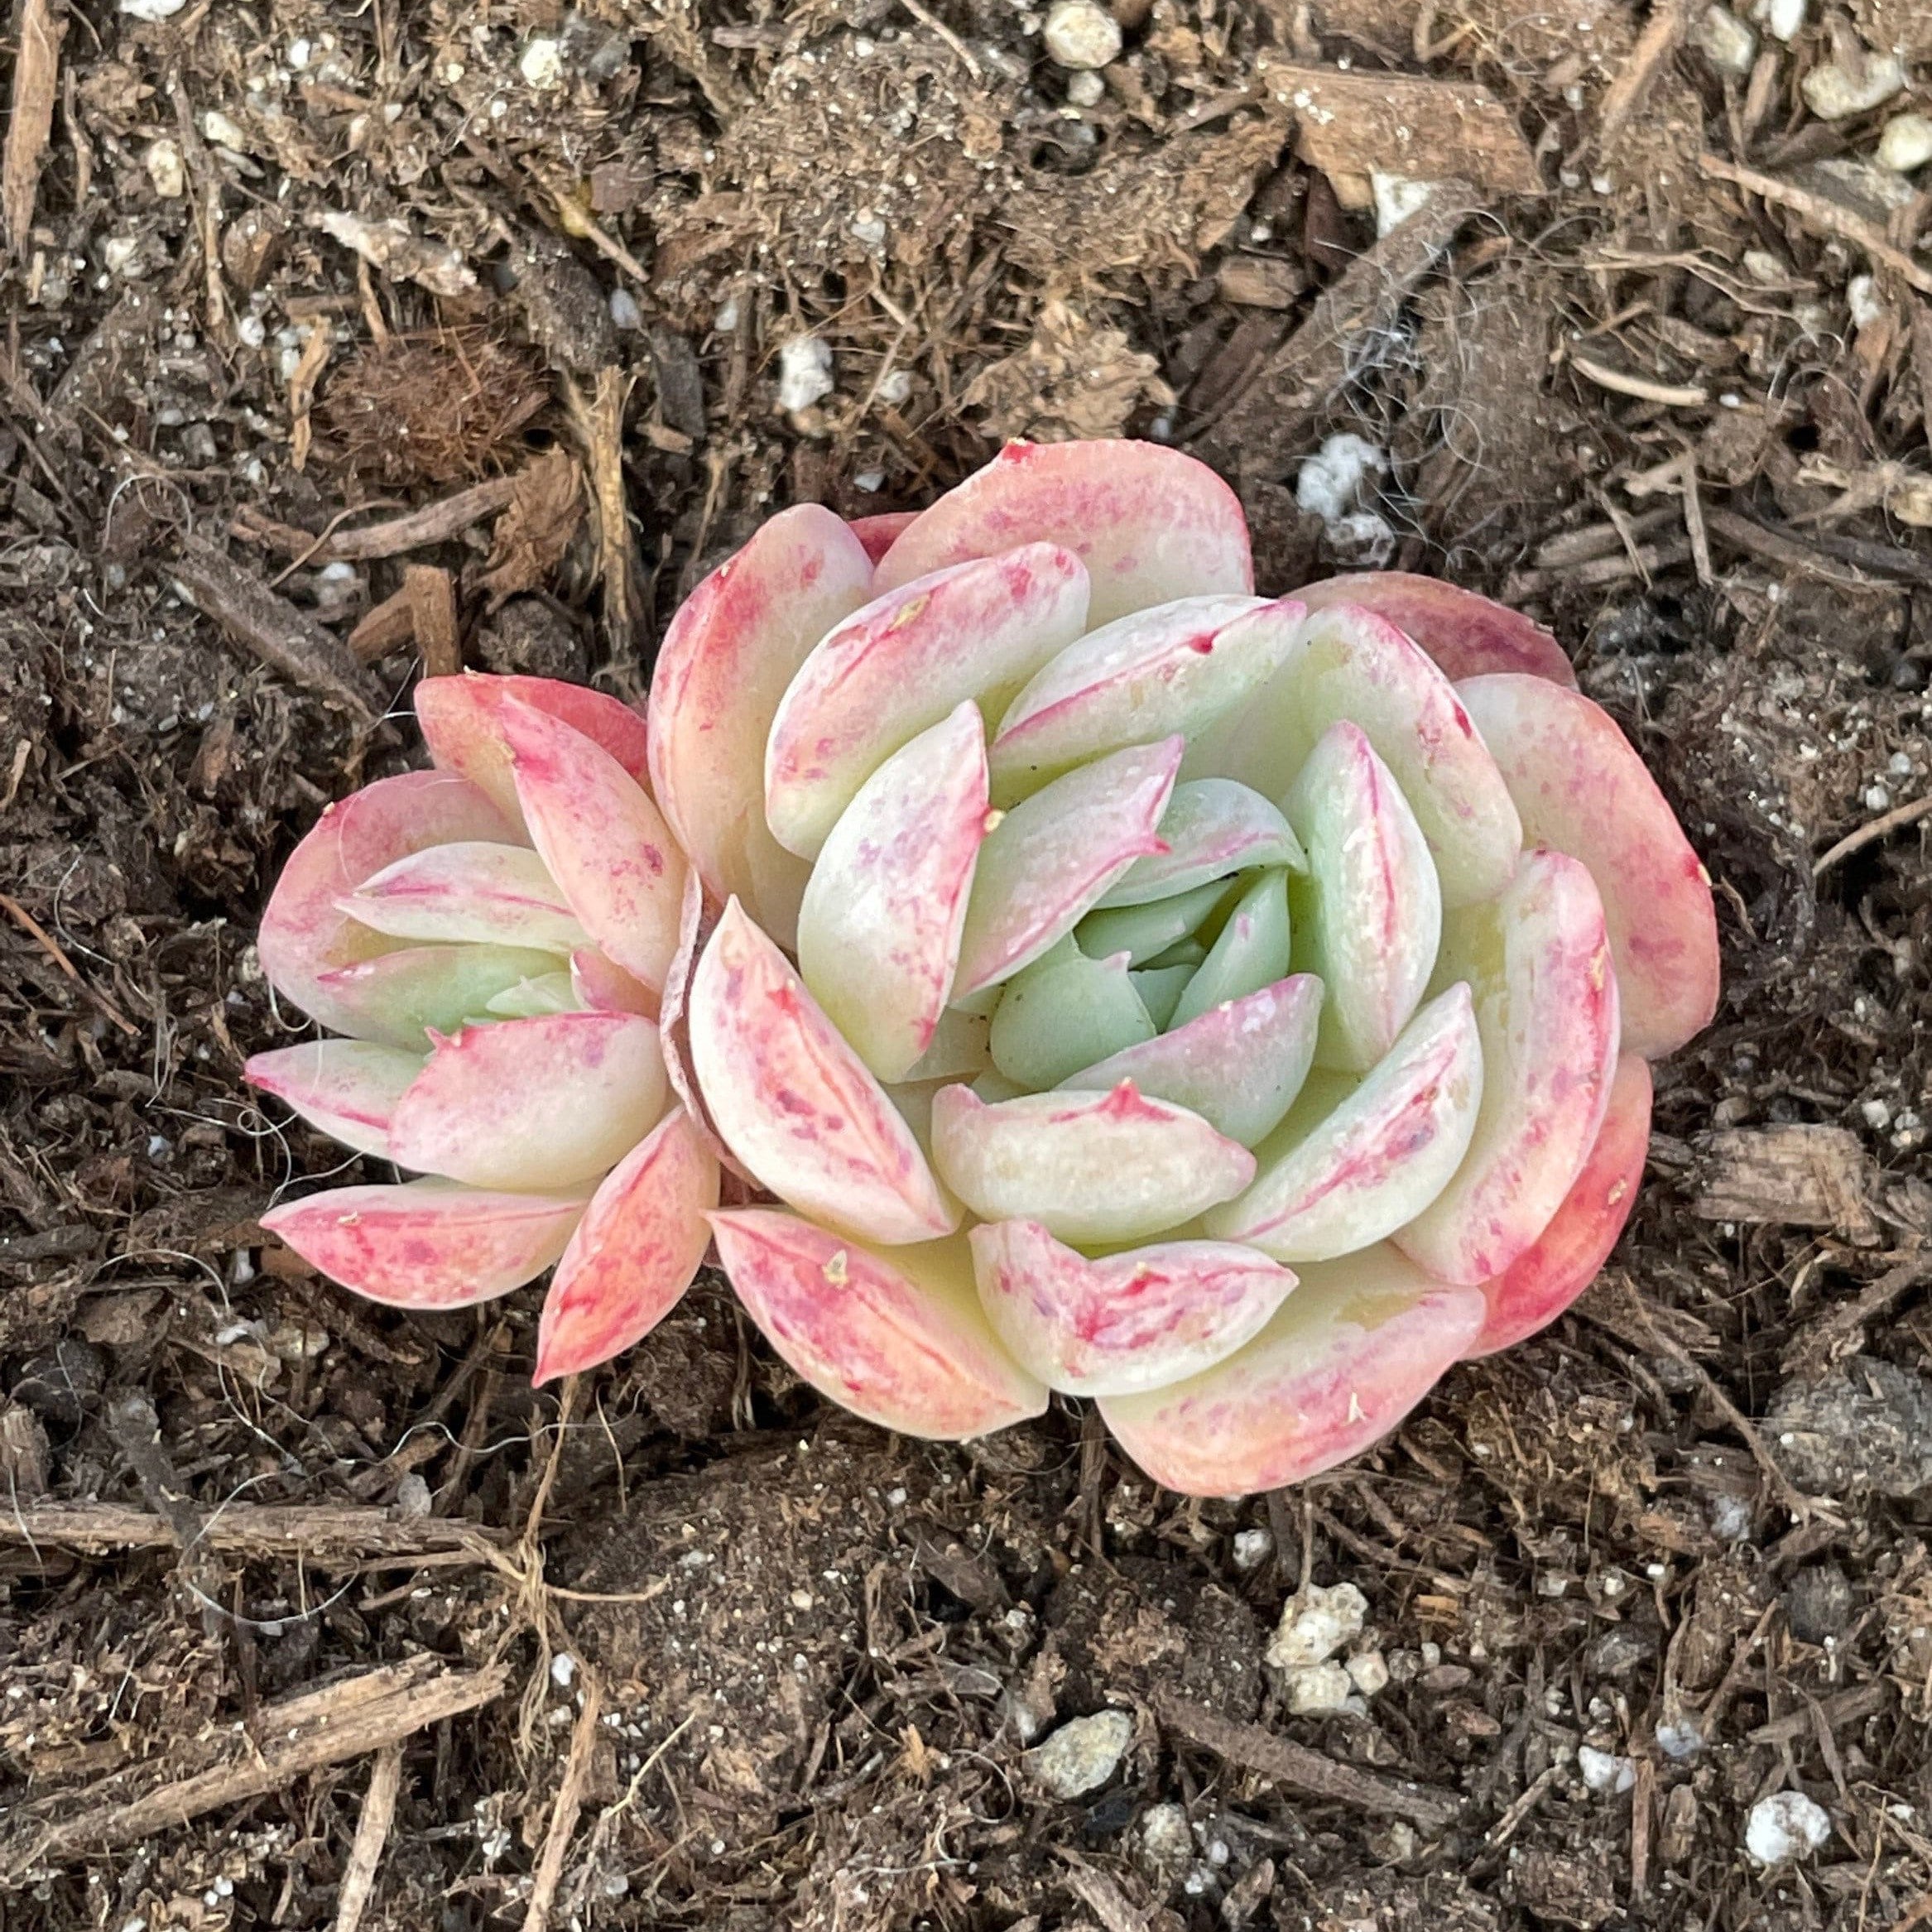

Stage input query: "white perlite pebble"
[
  {"left": 119, "top": 0, "right": 186, "bottom": 17},
  {"left": 1372, "top": 173, "right": 1439, "bottom": 238},
  {"left": 145, "top": 139, "right": 185, "bottom": 199},
  {"left": 1694, "top": 4, "right": 1757, "bottom": 74},
  {"left": 776, "top": 336, "right": 834, "bottom": 414},
  {"left": 1043, "top": 0, "right": 1122, "bottom": 70},
  {"left": 1026, "top": 1709, "right": 1133, "bottom": 1797},
  {"left": 1746, "top": 1790, "right": 1832, "bottom": 1865},
  {"left": 1801, "top": 50, "right": 1906, "bottom": 121},
  {"left": 1285, "top": 1662, "right": 1355, "bottom": 1714},
  {"left": 1578, "top": 1745, "right": 1636, "bottom": 1795},
  {"left": 1752, "top": 0, "right": 1804, "bottom": 39},
  {"left": 1266, "top": 1581, "right": 1368, "bottom": 1672},
  {"left": 1066, "top": 67, "right": 1106, "bottom": 107},
  {"left": 1346, "top": 1649, "right": 1389, "bottom": 1698},
  {"left": 1877, "top": 113, "right": 1932, "bottom": 174},
  {"left": 1231, "top": 1527, "right": 1273, "bottom": 1571},
  {"left": 519, "top": 38, "right": 565, "bottom": 89}
]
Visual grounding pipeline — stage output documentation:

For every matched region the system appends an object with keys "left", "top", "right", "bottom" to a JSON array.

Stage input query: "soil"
[{"left": 2, "top": 0, "right": 1930, "bottom": 1927}]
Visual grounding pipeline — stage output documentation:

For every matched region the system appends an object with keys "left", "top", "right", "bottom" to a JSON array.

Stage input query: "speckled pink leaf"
[
  {"left": 1295, "top": 574, "right": 1577, "bottom": 686},
  {"left": 1094, "top": 779, "right": 1305, "bottom": 909},
  {"left": 338, "top": 842, "right": 588, "bottom": 954},
  {"left": 1467, "top": 1052, "right": 1651, "bottom": 1358},
  {"left": 245, "top": 1040, "right": 424, "bottom": 1160},
  {"left": 765, "top": 543, "right": 1089, "bottom": 858},
  {"left": 1396, "top": 851, "right": 1620, "bottom": 1286},
  {"left": 872, "top": 439, "right": 1253, "bottom": 628},
  {"left": 930, "top": 1079, "right": 1254, "bottom": 1246},
  {"left": 709, "top": 1209, "right": 1047, "bottom": 1439},
  {"left": 797, "top": 702, "right": 990, "bottom": 1082},
  {"left": 690, "top": 899, "right": 959, "bottom": 1243},
  {"left": 1187, "top": 603, "right": 1521, "bottom": 907},
  {"left": 969, "top": 1218, "right": 1296, "bottom": 1396},
  {"left": 416, "top": 674, "right": 653, "bottom": 829},
  {"left": 387, "top": 1011, "right": 667, "bottom": 1190},
  {"left": 1098, "top": 1246, "right": 1485, "bottom": 1497},
  {"left": 257, "top": 770, "right": 519, "bottom": 1039},
  {"left": 647, "top": 505, "right": 874, "bottom": 946},
  {"left": 847, "top": 510, "right": 920, "bottom": 565},
  {"left": 533, "top": 1108, "right": 721, "bottom": 1383},
  {"left": 1204, "top": 983, "right": 1482, "bottom": 1262},
  {"left": 1456, "top": 674, "right": 1719, "bottom": 1059},
  {"left": 260, "top": 1180, "right": 588, "bottom": 1309},
  {"left": 500, "top": 695, "right": 688, "bottom": 995},
  {"left": 310, "top": 942, "right": 567, "bottom": 1050},
  {"left": 953, "top": 737, "right": 1182, "bottom": 997},
  {"left": 569, "top": 947, "right": 659, "bottom": 1018}
]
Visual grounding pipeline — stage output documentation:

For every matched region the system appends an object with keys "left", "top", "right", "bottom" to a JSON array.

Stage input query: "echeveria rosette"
[
  {"left": 247, "top": 674, "right": 719, "bottom": 1384},
  {"left": 653, "top": 440, "right": 1720, "bottom": 1498}
]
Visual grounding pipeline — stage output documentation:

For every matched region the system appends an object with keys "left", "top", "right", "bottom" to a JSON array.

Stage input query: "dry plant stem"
[
  {"left": 564, "top": 369, "right": 640, "bottom": 653},
  {"left": 348, "top": 581, "right": 419, "bottom": 661},
  {"left": 0, "top": 1501, "right": 508, "bottom": 1563},
  {"left": 333, "top": 1743, "right": 403, "bottom": 1932},
  {"left": 233, "top": 474, "right": 521, "bottom": 563},
  {"left": 1699, "top": 153, "right": 1932, "bottom": 297},
  {"left": 1597, "top": 0, "right": 1687, "bottom": 155},
  {"left": 1154, "top": 1690, "right": 1460, "bottom": 1829},
  {"left": 171, "top": 535, "right": 381, "bottom": 718},
  {"left": 7, "top": 1656, "right": 512, "bottom": 1871},
  {"left": 1701, "top": 507, "right": 1882, "bottom": 591},
  {"left": 2, "top": 0, "right": 64, "bottom": 251},
  {"left": 1568, "top": 353, "right": 1707, "bottom": 409},
  {"left": 1811, "top": 791, "right": 1932, "bottom": 879},
  {"left": 0, "top": 891, "right": 139, "bottom": 1035},
  {"left": 524, "top": 1675, "right": 604, "bottom": 1932}
]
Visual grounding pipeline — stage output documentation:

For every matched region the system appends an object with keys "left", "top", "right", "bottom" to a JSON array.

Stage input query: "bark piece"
[{"left": 1692, "top": 1125, "right": 1881, "bottom": 1245}]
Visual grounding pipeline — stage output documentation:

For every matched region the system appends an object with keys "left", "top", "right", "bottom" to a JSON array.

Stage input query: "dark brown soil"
[{"left": 2, "top": 1, "right": 1930, "bottom": 1927}]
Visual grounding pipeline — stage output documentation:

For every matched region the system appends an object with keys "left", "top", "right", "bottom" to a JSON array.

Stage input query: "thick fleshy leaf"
[
  {"left": 1295, "top": 574, "right": 1577, "bottom": 686},
  {"left": 311, "top": 943, "right": 566, "bottom": 1050},
  {"left": 483, "top": 972, "right": 579, "bottom": 1018},
  {"left": 655, "top": 870, "right": 747, "bottom": 1180},
  {"left": 260, "top": 1180, "right": 588, "bottom": 1310},
  {"left": 500, "top": 695, "right": 688, "bottom": 994},
  {"left": 1396, "top": 852, "right": 1619, "bottom": 1286},
  {"left": 690, "top": 900, "right": 958, "bottom": 1243},
  {"left": 1467, "top": 1052, "right": 1651, "bottom": 1358},
  {"left": 988, "top": 595, "right": 1286, "bottom": 798},
  {"left": 1169, "top": 867, "right": 1291, "bottom": 1032},
  {"left": 1204, "top": 983, "right": 1483, "bottom": 1261},
  {"left": 847, "top": 510, "right": 920, "bottom": 565},
  {"left": 872, "top": 439, "right": 1253, "bottom": 628},
  {"left": 533, "top": 1108, "right": 721, "bottom": 1383},
  {"left": 954, "top": 738, "right": 1182, "bottom": 997},
  {"left": 416, "top": 674, "right": 654, "bottom": 829},
  {"left": 709, "top": 1210, "right": 1048, "bottom": 1439},
  {"left": 339, "top": 842, "right": 589, "bottom": 954},
  {"left": 765, "top": 544, "right": 1089, "bottom": 858},
  {"left": 1185, "top": 603, "right": 1521, "bottom": 908},
  {"left": 245, "top": 1040, "right": 423, "bottom": 1159},
  {"left": 904, "top": 1007, "right": 993, "bottom": 1083},
  {"left": 570, "top": 948, "right": 659, "bottom": 1018},
  {"left": 257, "top": 770, "right": 519, "bottom": 1039},
  {"left": 1456, "top": 675, "right": 1720, "bottom": 1060},
  {"left": 930, "top": 1080, "right": 1254, "bottom": 1245},
  {"left": 988, "top": 939, "right": 1156, "bottom": 1089},
  {"left": 971, "top": 1218, "right": 1296, "bottom": 1396},
  {"left": 796, "top": 702, "right": 989, "bottom": 1082},
  {"left": 1098, "top": 1246, "right": 1485, "bottom": 1497},
  {"left": 647, "top": 505, "right": 874, "bottom": 945},
  {"left": 1286, "top": 721, "right": 1440, "bottom": 1074},
  {"left": 1095, "top": 779, "right": 1305, "bottom": 908},
  {"left": 1058, "top": 975, "right": 1323, "bottom": 1147},
  {"left": 387, "top": 1012, "right": 667, "bottom": 1190},
  {"left": 1133, "top": 965, "right": 1196, "bottom": 1029},
  {"left": 1078, "top": 878, "right": 1236, "bottom": 968}
]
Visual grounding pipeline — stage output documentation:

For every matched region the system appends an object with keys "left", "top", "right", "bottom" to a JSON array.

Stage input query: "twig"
[
  {"left": 0, "top": 892, "right": 139, "bottom": 1036},
  {"left": 1569, "top": 353, "right": 1707, "bottom": 408},
  {"left": 170, "top": 535, "right": 380, "bottom": 718},
  {"left": 900, "top": 0, "right": 981, "bottom": 75},
  {"left": 404, "top": 565, "right": 462, "bottom": 678},
  {"left": 3, "top": 0, "right": 65, "bottom": 252},
  {"left": 1703, "top": 507, "right": 1880, "bottom": 591},
  {"left": 524, "top": 1675, "right": 603, "bottom": 1932},
  {"left": 1812, "top": 793, "right": 1932, "bottom": 879},
  {"left": 0, "top": 1499, "right": 508, "bottom": 1564},
  {"left": 347, "top": 582, "right": 418, "bottom": 661},
  {"left": 333, "top": 1744, "right": 402, "bottom": 1932},
  {"left": 1597, "top": 0, "right": 1687, "bottom": 153},
  {"left": 1154, "top": 1690, "right": 1461, "bottom": 1830},
  {"left": 1699, "top": 153, "right": 1932, "bottom": 297},
  {"left": 1677, "top": 450, "right": 1712, "bottom": 585},
  {"left": 562, "top": 371, "right": 640, "bottom": 655},
  {"left": 233, "top": 475, "right": 520, "bottom": 565}
]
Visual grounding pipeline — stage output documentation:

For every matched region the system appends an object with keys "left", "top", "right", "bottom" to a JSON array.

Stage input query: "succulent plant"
[
  {"left": 245, "top": 675, "right": 717, "bottom": 1385},
  {"left": 647, "top": 440, "right": 1719, "bottom": 1496}
]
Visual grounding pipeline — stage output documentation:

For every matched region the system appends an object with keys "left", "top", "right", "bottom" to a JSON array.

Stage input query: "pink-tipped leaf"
[
  {"left": 1095, "top": 779, "right": 1305, "bottom": 908},
  {"left": 337, "top": 842, "right": 589, "bottom": 954},
  {"left": 245, "top": 1040, "right": 424, "bottom": 1160},
  {"left": 1295, "top": 574, "right": 1577, "bottom": 686}
]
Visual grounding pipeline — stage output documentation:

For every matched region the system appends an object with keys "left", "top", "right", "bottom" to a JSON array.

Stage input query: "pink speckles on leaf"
[
  {"left": 245, "top": 1040, "right": 424, "bottom": 1160},
  {"left": 969, "top": 1218, "right": 1296, "bottom": 1396},
  {"left": 1396, "top": 851, "right": 1620, "bottom": 1286},
  {"left": 764, "top": 543, "right": 1090, "bottom": 859},
  {"left": 796, "top": 702, "right": 991, "bottom": 1082},
  {"left": 499, "top": 695, "right": 689, "bottom": 995},
  {"left": 872, "top": 439, "right": 1253, "bottom": 627},
  {"left": 1456, "top": 673, "right": 1720, "bottom": 1060},
  {"left": 533, "top": 1108, "right": 720, "bottom": 1383},
  {"left": 647, "top": 504, "right": 874, "bottom": 947},
  {"left": 1098, "top": 1246, "right": 1484, "bottom": 1496},
  {"left": 338, "top": 841, "right": 589, "bottom": 954},
  {"left": 930, "top": 1079, "right": 1254, "bottom": 1246},
  {"left": 1466, "top": 1051, "right": 1651, "bottom": 1358},
  {"left": 709, "top": 1209, "right": 1047, "bottom": 1439},
  {"left": 260, "top": 1179, "right": 589, "bottom": 1309},
  {"left": 1295, "top": 574, "right": 1578, "bottom": 686},
  {"left": 386, "top": 1011, "right": 667, "bottom": 1191},
  {"left": 690, "top": 900, "right": 959, "bottom": 1244}
]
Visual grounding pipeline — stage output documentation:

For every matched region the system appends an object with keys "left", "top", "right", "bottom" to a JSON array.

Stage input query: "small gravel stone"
[
  {"left": 1065, "top": 67, "right": 1106, "bottom": 107},
  {"left": 1746, "top": 1790, "right": 1833, "bottom": 1865},
  {"left": 1345, "top": 1649, "right": 1389, "bottom": 1697},
  {"left": 776, "top": 336, "right": 834, "bottom": 413},
  {"left": 1877, "top": 113, "right": 1932, "bottom": 173},
  {"left": 1284, "top": 1661, "right": 1353, "bottom": 1713},
  {"left": 1042, "top": 0, "right": 1122, "bottom": 70},
  {"left": 1266, "top": 1582, "right": 1367, "bottom": 1672},
  {"left": 1577, "top": 1745, "right": 1636, "bottom": 1794},
  {"left": 145, "top": 140, "right": 185, "bottom": 199},
  {"left": 1801, "top": 50, "right": 1905, "bottom": 121},
  {"left": 1694, "top": 4, "right": 1757, "bottom": 73},
  {"left": 1026, "top": 1709, "right": 1133, "bottom": 1797}
]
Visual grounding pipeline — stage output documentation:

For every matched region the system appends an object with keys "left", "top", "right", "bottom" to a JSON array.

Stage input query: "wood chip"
[
  {"left": 1597, "top": 0, "right": 1688, "bottom": 156},
  {"left": 478, "top": 447, "right": 584, "bottom": 610},
  {"left": 1260, "top": 60, "right": 1542, "bottom": 196},
  {"left": 1217, "top": 255, "right": 1307, "bottom": 310},
  {"left": 523, "top": 1676, "right": 603, "bottom": 1932},
  {"left": 347, "top": 581, "right": 418, "bottom": 661},
  {"left": 333, "top": 1744, "right": 402, "bottom": 1932},
  {"left": 404, "top": 564, "right": 462, "bottom": 677},
  {"left": 1693, "top": 1125, "right": 1882, "bottom": 1245},
  {"left": 1699, "top": 152, "right": 1932, "bottom": 297},
  {"left": 0, "top": 1500, "right": 508, "bottom": 1563},
  {"left": 3, "top": 0, "right": 65, "bottom": 252}
]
